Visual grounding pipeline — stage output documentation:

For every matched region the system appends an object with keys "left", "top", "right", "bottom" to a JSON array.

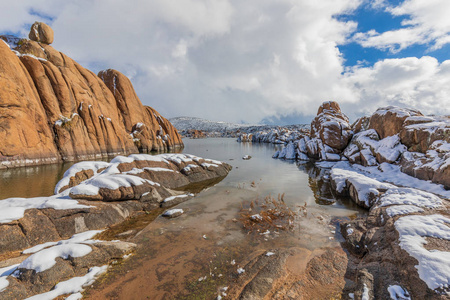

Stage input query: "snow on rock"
[
  {"left": 395, "top": 214, "right": 450, "bottom": 291},
  {"left": 70, "top": 174, "right": 159, "bottom": 197},
  {"left": 20, "top": 244, "right": 93, "bottom": 273},
  {"left": 352, "top": 163, "right": 450, "bottom": 200},
  {"left": 162, "top": 209, "right": 184, "bottom": 218},
  {"left": 330, "top": 162, "right": 393, "bottom": 208},
  {"left": 0, "top": 264, "right": 20, "bottom": 292},
  {"left": 277, "top": 141, "right": 296, "bottom": 160},
  {"left": 162, "top": 194, "right": 193, "bottom": 204},
  {"left": 385, "top": 205, "right": 424, "bottom": 217},
  {"left": 377, "top": 188, "right": 442, "bottom": 209},
  {"left": 55, "top": 161, "right": 111, "bottom": 194},
  {"left": 25, "top": 265, "right": 108, "bottom": 300},
  {"left": 0, "top": 193, "right": 90, "bottom": 224},
  {"left": 387, "top": 285, "right": 411, "bottom": 300}
]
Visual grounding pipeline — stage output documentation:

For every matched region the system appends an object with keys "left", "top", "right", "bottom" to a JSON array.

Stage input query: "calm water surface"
[
  {"left": 84, "top": 138, "right": 366, "bottom": 299},
  {"left": 0, "top": 138, "right": 366, "bottom": 299}
]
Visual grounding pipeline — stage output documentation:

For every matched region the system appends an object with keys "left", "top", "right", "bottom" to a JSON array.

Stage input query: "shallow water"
[
  {"left": 83, "top": 138, "right": 366, "bottom": 299},
  {"left": 0, "top": 162, "right": 74, "bottom": 200}
]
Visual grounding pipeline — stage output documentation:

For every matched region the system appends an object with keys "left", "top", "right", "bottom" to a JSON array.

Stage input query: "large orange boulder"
[
  {"left": 310, "top": 101, "right": 352, "bottom": 151},
  {"left": 368, "top": 106, "right": 422, "bottom": 139},
  {"left": 28, "top": 21, "right": 54, "bottom": 44},
  {"left": 0, "top": 23, "right": 183, "bottom": 169}
]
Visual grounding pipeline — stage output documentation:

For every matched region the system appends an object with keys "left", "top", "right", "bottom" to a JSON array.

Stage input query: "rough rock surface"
[
  {"left": 327, "top": 162, "right": 450, "bottom": 299},
  {"left": 0, "top": 154, "right": 231, "bottom": 256},
  {"left": 226, "top": 247, "right": 348, "bottom": 299},
  {"left": 28, "top": 22, "right": 54, "bottom": 44},
  {"left": 0, "top": 239, "right": 135, "bottom": 300},
  {"left": 311, "top": 101, "right": 352, "bottom": 151},
  {"left": 368, "top": 106, "right": 423, "bottom": 139},
  {"left": 0, "top": 23, "right": 182, "bottom": 169}
]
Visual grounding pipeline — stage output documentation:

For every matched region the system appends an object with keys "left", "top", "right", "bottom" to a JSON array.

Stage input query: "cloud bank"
[{"left": 1, "top": 0, "right": 449, "bottom": 124}]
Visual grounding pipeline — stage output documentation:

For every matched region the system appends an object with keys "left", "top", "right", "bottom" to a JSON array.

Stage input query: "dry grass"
[{"left": 238, "top": 193, "right": 298, "bottom": 234}]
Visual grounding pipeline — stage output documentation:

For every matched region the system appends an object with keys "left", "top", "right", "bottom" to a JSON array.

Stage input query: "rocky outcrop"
[
  {"left": 28, "top": 22, "right": 54, "bottom": 44},
  {"left": 0, "top": 153, "right": 231, "bottom": 299},
  {"left": 311, "top": 101, "right": 352, "bottom": 150},
  {"left": 226, "top": 247, "right": 348, "bottom": 299},
  {"left": 274, "top": 102, "right": 450, "bottom": 189},
  {"left": 368, "top": 106, "right": 423, "bottom": 139},
  {"left": 0, "top": 154, "right": 231, "bottom": 257},
  {"left": 0, "top": 23, "right": 182, "bottom": 169},
  {"left": 294, "top": 101, "right": 351, "bottom": 161}
]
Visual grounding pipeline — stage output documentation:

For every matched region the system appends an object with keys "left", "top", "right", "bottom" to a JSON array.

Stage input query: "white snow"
[
  {"left": 201, "top": 163, "right": 219, "bottom": 168},
  {"left": 330, "top": 162, "right": 393, "bottom": 207},
  {"left": 387, "top": 285, "right": 411, "bottom": 300},
  {"left": 25, "top": 265, "right": 108, "bottom": 300},
  {"left": 19, "top": 230, "right": 102, "bottom": 272},
  {"left": 385, "top": 205, "right": 424, "bottom": 217},
  {"left": 237, "top": 268, "right": 245, "bottom": 274},
  {"left": 54, "top": 161, "right": 110, "bottom": 194},
  {"left": 0, "top": 193, "right": 90, "bottom": 224},
  {"left": 334, "top": 161, "right": 450, "bottom": 200},
  {"left": 20, "top": 244, "right": 92, "bottom": 273},
  {"left": 265, "top": 252, "right": 275, "bottom": 256},
  {"left": 70, "top": 174, "right": 159, "bottom": 196},
  {"left": 395, "top": 214, "right": 450, "bottom": 291},
  {"left": 22, "top": 241, "right": 59, "bottom": 254},
  {"left": 377, "top": 188, "right": 442, "bottom": 209},
  {"left": 362, "top": 283, "right": 370, "bottom": 300},
  {"left": 163, "top": 209, "right": 184, "bottom": 217},
  {"left": 0, "top": 263, "right": 20, "bottom": 292},
  {"left": 251, "top": 214, "right": 263, "bottom": 221},
  {"left": 162, "top": 194, "right": 193, "bottom": 203},
  {"left": 347, "top": 228, "right": 354, "bottom": 235}
]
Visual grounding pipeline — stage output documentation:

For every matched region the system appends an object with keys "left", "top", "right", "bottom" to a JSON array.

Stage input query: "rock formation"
[
  {"left": 0, "top": 153, "right": 231, "bottom": 299},
  {"left": 28, "top": 22, "right": 54, "bottom": 44},
  {"left": 0, "top": 22, "right": 182, "bottom": 169}
]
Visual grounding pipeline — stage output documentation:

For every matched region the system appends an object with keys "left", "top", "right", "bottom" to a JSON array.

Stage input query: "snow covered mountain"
[{"left": 169, "top": 116, "right": 307, "bottom": 133}]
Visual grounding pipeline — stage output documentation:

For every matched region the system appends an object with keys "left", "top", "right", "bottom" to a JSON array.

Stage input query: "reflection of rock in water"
[{"left": 297, "top": 161, "right": 345, "bottom": 205}]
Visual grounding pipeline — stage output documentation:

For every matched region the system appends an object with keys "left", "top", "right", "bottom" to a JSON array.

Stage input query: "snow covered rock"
[
  {"left": 368, "top": 106, "right": 422, "bottom": 139},
  {"left": 399, "top": 116, "right": 450, "bottom": 153},
  {"left": 162, "top": 208, "right": 184, "bottom": 218},
  {"left": 311, "top": 101, "right": 352, "bottom": 151},
  {"left": 343, "top": 130, "right": 406, "bottom": 166},
  {"left": 54, "top": 154, "right": 231, "bottom": 201}
]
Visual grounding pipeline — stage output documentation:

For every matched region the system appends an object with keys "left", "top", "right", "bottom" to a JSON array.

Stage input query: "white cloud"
[
  {"left": 342, "top": 56, "right": 450, "bottom": 118},
  {"left": 354, "top": 0, "right": 450, "bottom": 52},
  {"left": 0, "top": 0, "right": 449, "bottom": 125}
]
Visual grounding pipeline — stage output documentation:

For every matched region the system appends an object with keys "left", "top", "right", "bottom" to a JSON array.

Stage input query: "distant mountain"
[
  {"left": 169, "top": 116, "right": 308, "bottom": 133},
  {"left": 169, "top": 116, "right": 257, "bottom": 132}
]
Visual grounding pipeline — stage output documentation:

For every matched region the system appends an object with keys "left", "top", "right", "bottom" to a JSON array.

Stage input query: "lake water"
[
  {"left": 81, "top": 138, "right": 366, "bottom": 299},
  {"left": 0, "top": 138, "right": 366, "bottom": 299}
]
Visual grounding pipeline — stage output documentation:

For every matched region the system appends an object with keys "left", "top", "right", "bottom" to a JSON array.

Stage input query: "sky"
[{"left": 1, "top": 0, "right": 450, "bottom": 124}]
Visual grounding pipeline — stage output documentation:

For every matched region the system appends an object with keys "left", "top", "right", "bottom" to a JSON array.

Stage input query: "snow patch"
[
  {"left": 395, "top": 214, "right": 450, "bottom": 291},
  {"left": 25, "top": 265, "right": 108, "bottom": 300}
]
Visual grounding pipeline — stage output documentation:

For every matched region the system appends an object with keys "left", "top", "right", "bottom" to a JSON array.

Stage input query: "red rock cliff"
[{"left": 0, "top": 23, "right": 183, "bottom": 168}]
